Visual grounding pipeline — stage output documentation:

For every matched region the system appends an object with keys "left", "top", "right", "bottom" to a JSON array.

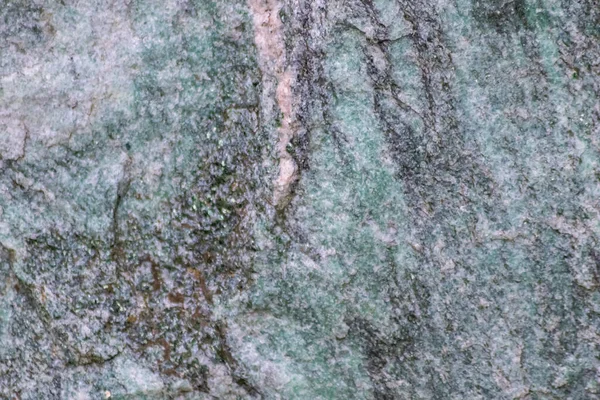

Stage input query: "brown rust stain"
[
  {"left": 187, "top": 267, "right": 213, "bottom": 305},
  {"left": 168, "top": 292, "right": 185, "bottom": 304}
]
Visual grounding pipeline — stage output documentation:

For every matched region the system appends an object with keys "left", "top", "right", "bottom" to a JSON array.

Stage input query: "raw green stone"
[{"left": 1, "top": 0, "right": 599, "bottom": 398}]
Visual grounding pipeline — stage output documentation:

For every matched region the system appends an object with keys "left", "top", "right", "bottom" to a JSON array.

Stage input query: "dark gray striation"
[{"left": 1, "top": 0, "right": 599, "bottom": 398}]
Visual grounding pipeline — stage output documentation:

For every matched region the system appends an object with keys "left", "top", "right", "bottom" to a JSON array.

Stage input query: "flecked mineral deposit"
[{"left": 1, "top": 0, "right": 600, "bottom": 398}]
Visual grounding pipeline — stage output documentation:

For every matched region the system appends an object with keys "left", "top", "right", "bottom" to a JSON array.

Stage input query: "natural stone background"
[{"left": 1, "top": 0, "right": 599, "bottom": 398}]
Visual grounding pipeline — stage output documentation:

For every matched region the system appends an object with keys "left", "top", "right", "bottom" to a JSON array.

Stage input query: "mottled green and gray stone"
[{"left": 1, "top": 0, "right": 599, "bottom": 398}]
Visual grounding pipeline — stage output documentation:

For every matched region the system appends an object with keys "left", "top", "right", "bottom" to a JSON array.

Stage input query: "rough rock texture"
[{"left": 1, "top": 0, "right": 600, "bottom": 398}]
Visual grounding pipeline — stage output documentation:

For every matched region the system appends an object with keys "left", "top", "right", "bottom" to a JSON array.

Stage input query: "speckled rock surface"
[{"left": 1, "top": 0, "right": 599, "bottom": 398}]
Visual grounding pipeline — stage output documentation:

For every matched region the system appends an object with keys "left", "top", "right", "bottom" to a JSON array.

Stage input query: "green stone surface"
[{"left": 1, "top": 0, "right": 599, "bottom": 398}]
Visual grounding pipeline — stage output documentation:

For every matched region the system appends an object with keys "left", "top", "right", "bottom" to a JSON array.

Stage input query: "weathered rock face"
[{"left": 1, "top": 0, "right": 599, "bottom": 398}]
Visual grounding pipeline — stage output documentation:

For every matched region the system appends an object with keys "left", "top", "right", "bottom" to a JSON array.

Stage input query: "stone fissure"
[{"left": 2, "top": 0, "right": 600, "bottom": 398}]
